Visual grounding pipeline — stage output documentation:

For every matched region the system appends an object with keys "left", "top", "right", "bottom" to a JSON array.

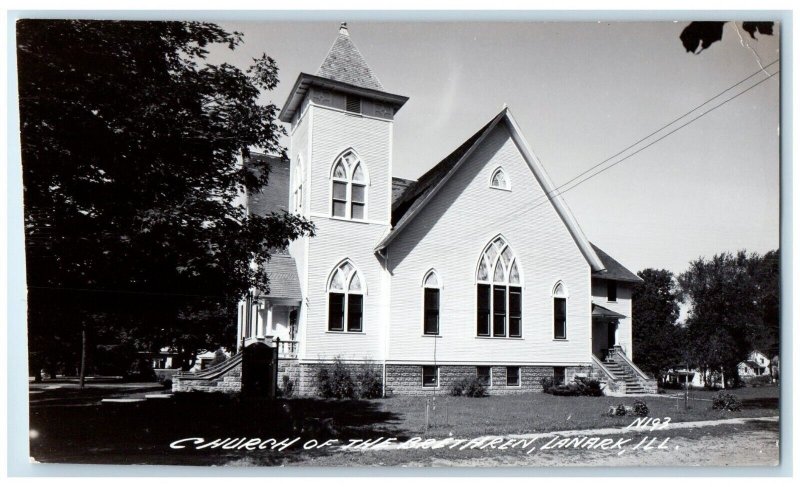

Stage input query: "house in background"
[
  {"left": 737, "top": 350, "right": 771, "bottom": 378},
  {"left": 174, "top": 23, "right": 655, "bottom": 396}
]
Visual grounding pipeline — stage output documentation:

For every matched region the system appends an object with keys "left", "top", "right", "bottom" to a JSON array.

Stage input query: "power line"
[
  {"left": 527, "top": 59, "right": 779, "bottom": 209},
  {"left": 524, "top": 69, "right": 779, "bottom": 215},
  {"left": 477, "top": 64, "right": 779, "bottom": 235}
]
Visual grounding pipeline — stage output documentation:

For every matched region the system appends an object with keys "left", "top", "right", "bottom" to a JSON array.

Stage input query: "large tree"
[
  {"left": 17, "top": 20, "right": 314, "bottom": 378},
  {"left": 631, "top": 268, "right": 683, "bottom": 382},
  {"left": 677, "top": 250, "right": 779, "bottom": 385}
]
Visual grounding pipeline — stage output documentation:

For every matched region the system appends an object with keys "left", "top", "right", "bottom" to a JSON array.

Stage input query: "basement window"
[{"left": 422, "top": 366, "right": 438, "bottom": 387}]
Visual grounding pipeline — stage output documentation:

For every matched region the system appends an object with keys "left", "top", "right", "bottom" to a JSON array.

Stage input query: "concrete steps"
[{"left": 603, "top": 357, "right": 657, "bottom": 395}]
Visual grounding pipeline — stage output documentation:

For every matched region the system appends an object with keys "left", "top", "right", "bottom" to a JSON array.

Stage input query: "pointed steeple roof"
[
  {"left": 278, "top": 23, "right": 408, "bottom": 123},
  {"left": 315, "top": 22, "right": 384, "bottom": 91}
]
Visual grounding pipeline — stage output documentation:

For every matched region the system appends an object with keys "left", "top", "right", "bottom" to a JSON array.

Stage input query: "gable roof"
[
  {"left": 592, "top": 303, "right": 627, "bottom": 319},
  {"left": 316, "top": 24, "right": 384, "bottom": 91},
  {"left": 390, "top": 114, "right": 499, "bottom": 227},
  {"left": 391, "top": 177, "right": 415, "bottom": 206},
  {"left": 376, "top": 107, "right": 605, "bottom": 273},
  {"left": 590, "top": 243, "right": 643, "bottom": 283},
  {"left": 261, "top": 253, "right": 302, "bottom": 301}
]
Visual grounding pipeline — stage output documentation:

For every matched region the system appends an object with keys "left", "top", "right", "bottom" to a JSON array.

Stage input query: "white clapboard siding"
[
  {"left": 308, "top": 105, "right": 391, "bottom": 224},
  {"left": 387, "top": 123, "right": 593, "bottom": 365},
  {"left": 591, "top": 281, "right": 634, "bottom": 360},
  {"left": 298, "top": 102, "right": 392, "bottom": 362}
]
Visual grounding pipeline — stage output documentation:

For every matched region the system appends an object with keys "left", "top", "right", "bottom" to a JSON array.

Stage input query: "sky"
[{"left": 210, "top": 20, "right": 780, "bottom": 277}]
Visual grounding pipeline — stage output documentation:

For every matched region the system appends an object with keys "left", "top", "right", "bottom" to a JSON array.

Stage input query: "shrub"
[
  {"left": 542, "top": 376, "right": 602, "bottom": 397},
  {"left": 355, "top": 366, "right": 383, "bottom": 399},
  {"left": 316, "top": 359, "right": 383, "bottom": 399},
  {"left": 316, "top": 359, "right": 356, "bottom": 399},
  {"left": 632, "top": 399, "right": 649, "bottom": 417},
  {"left": 614, "top": 404, "right": 628, "bottom": 416},
  {"left": 451, "top": 376, "right": 488, "bottom": 397},
  {"left": 745, "top": 375, "right": 772, "bottom": 387},
  {"left": 712, "top": 392, "right": 742, "bottom": 411},
  {"left": 209, "top": 349, "right": 227, "bottom": 367},
  {"left": 280, "top": 375, "right": 294, "bottom": 398}
]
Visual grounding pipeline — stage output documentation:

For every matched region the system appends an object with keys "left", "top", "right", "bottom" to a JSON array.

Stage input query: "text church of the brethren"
[{"left": 173, "top": 24, "right": 657, "bottom": 396}]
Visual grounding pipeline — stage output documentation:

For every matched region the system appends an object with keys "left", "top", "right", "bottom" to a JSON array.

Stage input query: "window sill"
[
  {"left": 489, "top": 186, "right": 512, "bottom": 192},
  {"left": 422, "top": 334, "right": 442, "bottom": 338},
  {"left": 325, "top": 330, "right": 366, "bottom": 335},
  {"left": 607, "top": 300, "right": 617, "bottom": 303},
  {"left": 475, "top": 336, "right": 524, "bottom": 340},
  {"left": 553, "top": 338, "right": 569, "bottom": 342},
  {"left": 328, "top": 215, "right": 370, "bottom": 224}
]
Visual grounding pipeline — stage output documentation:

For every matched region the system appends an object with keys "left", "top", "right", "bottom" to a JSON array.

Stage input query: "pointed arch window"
[
  {"left": 422, "top": 270, "right": 441, "bottom": 336},
  {"left": 293, "top": 156, "right": 304, "bottom": 213},
  {"left": 327, "top": 260, "right": 364, "bottom": 332},
  {"left": 553, "top": 282, "right": 567, "bottom": 340},
  {"left": 490, "top": 167, "right": 509, "bottom": 190},
  {"left": 331, "top": 150, "right": 367, "bottom": 220},
  {"left": 477, "top": 236, "right": 522, "bottom": 337}
]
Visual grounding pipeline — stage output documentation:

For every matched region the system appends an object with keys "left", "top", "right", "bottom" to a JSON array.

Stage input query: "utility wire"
[
  {"left": 523, "top": 70, "right": 779, "bottom": 215},
  {"left": 527, "top": 59, "right": 779, "bottom": 209}
]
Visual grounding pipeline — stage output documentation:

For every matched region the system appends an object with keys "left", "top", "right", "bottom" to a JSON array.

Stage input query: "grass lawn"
[
  {"left": 371, "top": 385, "right": 779, "bottom": 437},
  {"left": 28, "top": 382, "right": 779, "bottom": 466}
]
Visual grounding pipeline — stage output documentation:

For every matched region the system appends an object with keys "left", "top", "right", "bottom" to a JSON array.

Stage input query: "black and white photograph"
[{"left": 9, "top": 12, "right": 784, "bottom": 471}]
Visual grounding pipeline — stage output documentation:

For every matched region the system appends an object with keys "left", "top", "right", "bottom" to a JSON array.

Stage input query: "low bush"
[
  {"left": 542, "top": 376, "right": 603, "bottom": 397},
  {"left": 632, "top": 399, "right": 649, "bottom": 417},
  {"left": 451, "top": 376, "right": 488, "bottom": 397},
  {"left": 316, "top": 359, "right": 356, "bottom": 399},
  {"left": 712, "top": 391, "right": 742, "bottom": 411},
  {"left": 614, "top": 404, "right": 627, "bottom": 416},
  {"left": 744, "top": 375, "right": 772, "bottom": 387},
  {"left": 539, "top": 377, "right": 555, "bottom": 394},
  {"left": 316, "top": 359, "right": 383, "bottom": 399},
  {"left": 279, "top": 374, "right": 294, "bottom": 398},
  {"left": 355, "top": 366, "right": 383, "bottom": 399},
  {"left": 209, "top": 349, "right": 227, "bottom": 367}
]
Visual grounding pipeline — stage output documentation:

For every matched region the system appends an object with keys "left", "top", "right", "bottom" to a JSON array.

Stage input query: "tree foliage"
[
  {"left": 680, "top": 21, "right": 775, "bottom": 54},
  {"left": 677, "top": 250, "right": 779, "bottom": 384},
  {"left": 631, "top": 268, "right": 683, "bottom": 381},
  {"left": 17, "top": 20, "right": 314, "bottom": 375}
]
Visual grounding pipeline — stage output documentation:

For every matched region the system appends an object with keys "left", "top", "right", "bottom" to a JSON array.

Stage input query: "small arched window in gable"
[
  {"left": 328, "top": 260, "right": 364, "bottom": 332},
  {"left": 490, "top": 167, "right": 509, "bottom": 190},
  {"left": 331, "top": 150, "right": 367, "bottom": 220},
  {"left": 423, "top": 270, "right": 441, "bottom": 336}
]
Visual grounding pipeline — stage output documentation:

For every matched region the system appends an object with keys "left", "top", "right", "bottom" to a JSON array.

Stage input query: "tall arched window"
[
  {"left": 327, "top": 260, "right": 364, "bottom": 332},
  {"left": 553, "top": 282, "right": 568, "bottom": 339},
  {"left": 422, "top": 270, "right": 441, "bottom": 336},
  {"left": 477, "top": 236, "right": 522, "bottom": 337},
  {"left": 331, "top": 150, "right": 367, "bottom": 220}
]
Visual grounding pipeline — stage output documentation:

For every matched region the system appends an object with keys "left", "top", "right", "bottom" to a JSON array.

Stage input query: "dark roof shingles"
[
  {"left": 590, "top": 243, "right": 642, "bottom": 283},
  {"left": 316, "top": 32, "right": 384, "bottom": 91},
  {"left": 390, "top": 116, "right": 498, "bottom": 227},
  {"left": 263, "top": 254, "right": 302, "bottom": 300}
]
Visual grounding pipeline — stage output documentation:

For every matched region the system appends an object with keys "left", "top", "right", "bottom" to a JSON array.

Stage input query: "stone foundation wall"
[
  {"left": 384, "top": 364, "right": 592, "bottom": 396},
  {"left": 174, "top": 358, "right": 596, "bottom": 397}
]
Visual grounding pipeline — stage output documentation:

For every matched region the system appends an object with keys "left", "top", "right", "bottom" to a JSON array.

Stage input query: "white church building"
[{"left": 175, "top": 24, "right": 655, "bottom": 396}]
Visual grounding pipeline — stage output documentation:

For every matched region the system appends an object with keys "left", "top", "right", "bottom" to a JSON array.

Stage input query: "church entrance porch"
[
  {"left": 591, "top": 303, "right": 625, "bottom": 360},
  {"left": 238, "top": 295, "right": 299, "bottom": 359}
]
